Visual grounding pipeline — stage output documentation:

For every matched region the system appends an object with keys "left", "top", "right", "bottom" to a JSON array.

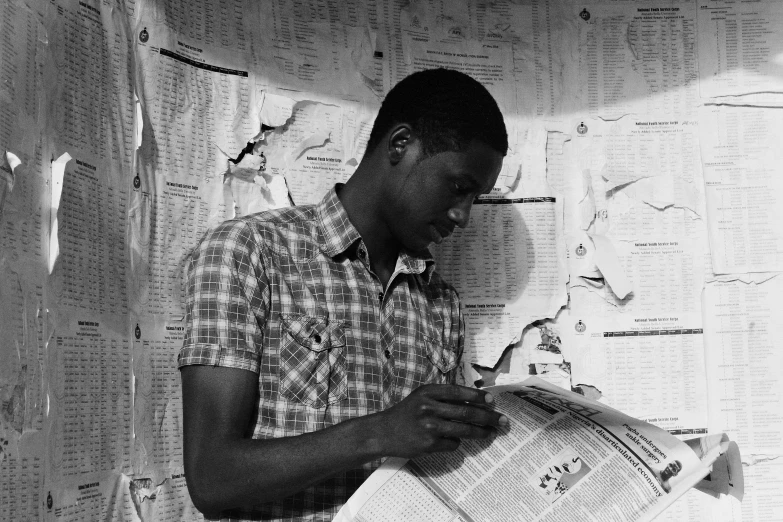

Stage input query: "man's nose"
[{"left": 447, "top": 202, "right": 472, "bottom": 228}]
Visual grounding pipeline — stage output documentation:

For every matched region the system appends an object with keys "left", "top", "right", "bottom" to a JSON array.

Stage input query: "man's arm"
[{"left": 181, "top": 365, "right": 506, "bottom": 516}]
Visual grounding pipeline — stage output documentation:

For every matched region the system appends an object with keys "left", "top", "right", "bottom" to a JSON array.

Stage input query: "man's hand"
[{"left": 372, "top": 384, "right": 508, "bottom": 458}]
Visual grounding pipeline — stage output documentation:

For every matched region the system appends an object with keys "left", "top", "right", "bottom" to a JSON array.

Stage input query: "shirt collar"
[
  {"left": 316, "top": 185, "right": 436, "bottom": 282},
  {"left": 315, "top": 185, "right": 362, "bottom": 257}
]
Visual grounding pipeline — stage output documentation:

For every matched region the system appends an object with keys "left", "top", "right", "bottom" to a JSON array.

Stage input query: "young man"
[{"left": 179, "top": 68, "right": 509, "bottom": 521}]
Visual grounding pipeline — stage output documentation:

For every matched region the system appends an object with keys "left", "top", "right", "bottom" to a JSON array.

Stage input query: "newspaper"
[{"left": 334, "top": 377, "right": 743, "bottom": 522}]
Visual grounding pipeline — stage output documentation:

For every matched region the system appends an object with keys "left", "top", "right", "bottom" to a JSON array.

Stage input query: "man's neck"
[{"left": 337, "top": 174, "right": 401, "bottom": 288}]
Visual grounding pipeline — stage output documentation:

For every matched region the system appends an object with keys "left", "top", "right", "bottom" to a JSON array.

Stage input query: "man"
[{"left": 179, "top": 68, "right": 509, "bottom": 521}]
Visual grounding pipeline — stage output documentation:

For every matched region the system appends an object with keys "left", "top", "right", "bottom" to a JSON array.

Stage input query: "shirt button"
[
  {"left": 313, "top": 334, "right": 321, "bottom": 343},
  {"left": 384, "top": 349, "right": 391, "bottom": 359},
  {"left": 378, "top": 293, "right": 384, "bottom": 302}
]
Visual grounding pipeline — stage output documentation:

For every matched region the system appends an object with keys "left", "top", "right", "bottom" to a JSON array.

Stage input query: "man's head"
[
  {"left": 366, "top": 68, "right": 508, "bottom": 159},
  {"left": 346, "top": 69, "right": 507, "bottom": 254}
]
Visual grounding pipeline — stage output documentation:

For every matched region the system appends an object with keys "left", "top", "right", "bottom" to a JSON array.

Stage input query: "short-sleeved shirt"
[{"left": 178, "top": 186, "right": 465, "bottom": 521}]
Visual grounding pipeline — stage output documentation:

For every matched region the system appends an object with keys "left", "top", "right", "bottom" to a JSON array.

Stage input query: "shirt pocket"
[
  {"left": 424, "top": 335, "right": 459, "bottom": 382},
  {"left": 279, "top": 313, "right": 348, "bottom": 408}
]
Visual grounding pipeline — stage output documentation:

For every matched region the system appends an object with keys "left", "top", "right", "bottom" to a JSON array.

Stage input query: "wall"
[{"left": 0, "top": 0, "right": 781, "bottom": 520}]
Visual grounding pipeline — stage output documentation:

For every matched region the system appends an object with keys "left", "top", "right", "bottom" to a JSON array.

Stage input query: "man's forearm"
[{"left": 185, "top": 411, "right": 386, "bottom": 515}]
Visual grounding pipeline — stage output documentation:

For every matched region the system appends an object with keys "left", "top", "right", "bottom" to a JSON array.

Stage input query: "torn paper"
[
  {"left": 259, "top": 91, "right": 296, "bottom": 128},
  {"left": 588, "top": 234, "right": 632, "bottom": 300},
  {"left": 48, "top": 153, "right": 69, "bottom": 275}
]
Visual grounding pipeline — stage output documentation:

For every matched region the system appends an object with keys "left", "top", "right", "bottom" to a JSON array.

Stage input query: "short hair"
[{"left": 365, "top": 68, "right": 508, "bottom": 158}]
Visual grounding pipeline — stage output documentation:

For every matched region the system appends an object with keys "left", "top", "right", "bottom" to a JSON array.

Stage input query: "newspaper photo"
[{"left": 334, "top": 377, "right": 743, "bottom": 522}]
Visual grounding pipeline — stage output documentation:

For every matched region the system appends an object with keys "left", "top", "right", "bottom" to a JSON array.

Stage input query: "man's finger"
[
  {"left": 434, "top": 402, "right": 507, "bottom": 427},
  {"left": 436, "top": 419, "right": 496, "bottom": 441},
  {"left": 418, "top": 384, "right": 495, "bottom": 405}
]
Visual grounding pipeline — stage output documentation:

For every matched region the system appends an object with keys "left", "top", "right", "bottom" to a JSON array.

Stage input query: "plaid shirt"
[{"left": 179, "top": 186, "right": 464, "bottom": 521}]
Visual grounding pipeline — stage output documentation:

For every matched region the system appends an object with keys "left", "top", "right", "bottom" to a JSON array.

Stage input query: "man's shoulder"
[
  {"left": 193, "top": 206, "right": 321, "bottom": 261},
  {"left": 213, "top": 205, "right": 319, "bottom": 240}
]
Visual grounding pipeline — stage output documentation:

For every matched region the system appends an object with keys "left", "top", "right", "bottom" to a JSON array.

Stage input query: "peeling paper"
[
  {"left": 347, "top": 26, "right": 378, "bottom": 86},
  {"left": 459, "top": 362, "right": 483, "bottom": 389},
  {"left": 0, "top": 263, "right": 46, "bottom": 438},
  {"left": 48, "top": 153, "right": 69, "bottom": 274},
  {"left": 225, "top": 173, "right": 291, "bottom": 218},
  {"left": 0, "top": 152, "right": 20, "bottom": 214},
  {"left": 126, "top": 469, "right": 200, "bottom": 521},
  {"left": 588, "top": 233, "right": 632, "bottom": 300},
  {"left": 291, "top": 131, "right": 331, "bottom": 161},
  {"left": 134, "top": 94, "right": 143, "bottom": 150},
  {"left": 259, "top": 91, "right": 296, "bottom": 128},
  {"left": 532, "top": 364, "right": 572, "bottom": 391},
  {"left": 567, "top": 230, "right": 600, "bottom": 281},
  {"left": 572, "top": 384, "right": 602, "bottom": 402}
]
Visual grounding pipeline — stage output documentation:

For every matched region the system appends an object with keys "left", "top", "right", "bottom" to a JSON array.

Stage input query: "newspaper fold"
[{"left": 334, "top": 377, "right": 742, "bottom": 522}]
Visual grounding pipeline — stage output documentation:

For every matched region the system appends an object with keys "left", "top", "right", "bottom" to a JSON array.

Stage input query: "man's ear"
[{"left": 387, "top": 125, "right": 412, "bottom": 165}]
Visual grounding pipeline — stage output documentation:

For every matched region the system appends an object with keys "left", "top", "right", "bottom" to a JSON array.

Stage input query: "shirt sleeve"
[{"left": 178, "top": 219, "right": 269, "bottom": 373}]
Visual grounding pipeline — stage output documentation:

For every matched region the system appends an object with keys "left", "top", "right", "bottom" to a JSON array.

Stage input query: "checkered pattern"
[{"left": 179, "top": 186, "right": 464, "bottom": 522}]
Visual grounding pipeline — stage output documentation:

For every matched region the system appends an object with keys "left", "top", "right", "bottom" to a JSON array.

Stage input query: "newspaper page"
[{"left": 334, "top": 377, "right": 741, "bottom": 522}]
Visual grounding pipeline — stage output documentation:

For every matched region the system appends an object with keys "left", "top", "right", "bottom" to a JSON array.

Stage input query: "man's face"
[
  {"left": 661, "top": 460, "right": 682, "bottom": 481},
  {"left": 384, "top": 139, "right": 504, "bottom": 252}
]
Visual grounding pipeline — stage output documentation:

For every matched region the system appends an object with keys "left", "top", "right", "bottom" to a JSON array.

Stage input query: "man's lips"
[{"left": 431, "top": 225, "right": 453, "bottom": 244}]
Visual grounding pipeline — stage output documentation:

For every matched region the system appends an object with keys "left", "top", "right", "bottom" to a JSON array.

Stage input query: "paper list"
[
  {"left": 704, "top": 279, "right": 783, "bottom": 457},
  {"left": 0, "top": 0, "right": 43, "bottom": 154},
  {"left": 0, "top": 146, "right": 46, "bottom": 266},
  {"left": 434, "top": 197, "right": 566, "bottom": 366},
  {"left": 48, "top": 473, "right": 137, "bottom": 521},
  {"left": 0, "top": 270, "right": 45, "bottom": 435},
  {"left": 53, "top": 1, "right": 135, "bottom": 172},
  {"left": 133, "top": 320, "right": 186, "bottom": 472},
  {"left": 141, "top": 48, "right": 252, "bottom": 180},
  {"left": 129, "top": 176, "right": 226, "bottom": 317},
  {"left": 698, "top": 1, "right": 783, "bottom": 98},
  {"left": 0, "top": 456, "right": 42, "bottom": 522},
  {"left": 48, "top": 329, "right": 132, "bottom": 480},
  {"left": 51, "top": 158, "right": 128, "bottom": 316},
  {"left": 606, "top": 239, "right": 703, "bottom": 315},
  {"left": 577, "top": 3, "right": 698, "bottom": 118},
  {"left": 699, "top": 106, "right": 783, "bottom": 274},
  {"left": 147, "top": 0, "right": 248, "bottom": 51},
  {"left": 570, "top": 315, "right": 708, "bottom": 431}
]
